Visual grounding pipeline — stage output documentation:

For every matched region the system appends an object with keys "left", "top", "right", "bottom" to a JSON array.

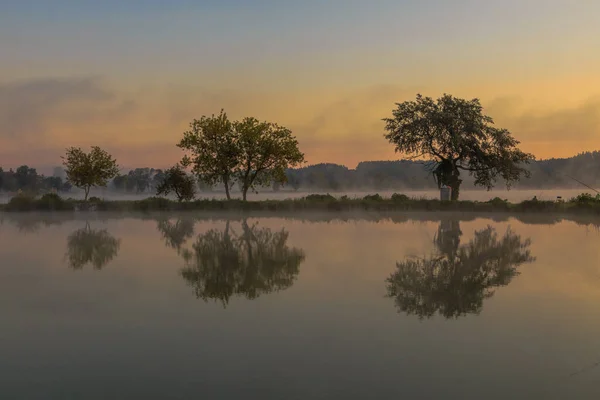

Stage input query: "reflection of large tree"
[
  {"left": 386, "top": 220, "right": 535, "bottom": 319},
  {"left": 179, "top": 220, "right": 305, "bottom": 305},
  {"left": 66, "top": 223, "right": 121, "bottom": 270}
]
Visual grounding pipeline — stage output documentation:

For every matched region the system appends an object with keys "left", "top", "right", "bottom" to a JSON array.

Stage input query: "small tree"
[
  {"left": 156, "top": 165, "right": 196, "bottom": 202},
  {"left": 62, "top": 146, "right": 119, "bottom": 201},
  {"left": 178, "top": 110, "right": 239, "bottom": 200},
  {"left": 234, "top": 117, "right": 304, "bottom": 201},
  {"left": 383, "top": 94, "right": 535, "bottom": 200}
]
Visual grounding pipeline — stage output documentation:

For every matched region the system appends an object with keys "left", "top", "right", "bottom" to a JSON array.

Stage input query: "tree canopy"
[
  {"left": 178, "top": 110, "right": 240, "bottom": 200},
  {"left": 178, "top": 110, "right": 304, "bottom": 200},
  {"left": 62, "top": 146, "right": 119, "bottom": 200},
  {"left": 234, "top": 117, "right": 305, "bottom": 200},
  {"left": 383, "top": 94, "right": 535, "bottom": 200},
  {"left": 155, "top": 165, "right": 197, "bottom": 202}
]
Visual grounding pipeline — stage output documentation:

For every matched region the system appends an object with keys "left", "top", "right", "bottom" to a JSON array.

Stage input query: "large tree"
[
  {"left": 383, "top": 94, "right": 535, "bottom": 200},
  {"left": 234, "top": 117, "right": 304, "bottom": 201},
  {"left": 62, "top": 146, "right": 119, "bottom": 201},
  {"left": 178, "top": 110, "right": 239, "bottom": 200}
]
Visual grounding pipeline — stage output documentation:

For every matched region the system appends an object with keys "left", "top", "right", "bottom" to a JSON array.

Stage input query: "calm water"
[{"left": 1, "top": 213, "right": 600, "bottom": 399}]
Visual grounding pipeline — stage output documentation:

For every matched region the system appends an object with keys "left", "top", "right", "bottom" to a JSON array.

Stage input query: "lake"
[{"left": 1, "top": 212, "right": 600, "bottom": 399}]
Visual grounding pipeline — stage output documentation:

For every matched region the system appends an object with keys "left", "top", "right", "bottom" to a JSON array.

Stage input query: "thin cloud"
[{"left": 0, "top": 77, "right": 136, "bottom": 140}]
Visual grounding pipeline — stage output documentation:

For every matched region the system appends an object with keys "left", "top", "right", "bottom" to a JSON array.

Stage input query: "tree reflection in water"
[
  {"left": 156, "top": 217, "right": 195, "bottom": 254},
  {"left": 166, "top": 219, "right": 305, "bottom": 306},
  {"left": 66, "top": 222, "right": 121, "bottom": 270},
  {"left": 386, "top": 219, "right": 535, "bottom": 319}
]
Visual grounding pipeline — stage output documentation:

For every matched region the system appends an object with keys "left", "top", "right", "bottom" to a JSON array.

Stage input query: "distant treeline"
[
  {"left": 285, "top": 151, "right": 600, "bottom": 191},
  {"left": 1, "top": 151, "right": 599, "bottom": 195}
]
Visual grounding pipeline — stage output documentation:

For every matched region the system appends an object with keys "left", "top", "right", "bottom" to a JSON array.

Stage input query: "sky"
[{"left": 1, "top": 0, "right": 600, "bottom": 170}]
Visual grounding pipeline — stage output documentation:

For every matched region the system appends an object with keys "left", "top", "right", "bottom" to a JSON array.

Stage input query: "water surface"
[{"left": 1, "top": 213, "right": 599, "bottom": 399}]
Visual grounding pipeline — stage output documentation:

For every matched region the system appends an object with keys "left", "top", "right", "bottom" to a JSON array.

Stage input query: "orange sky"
[{"left": 1, "top": 1, "right": 599, "bottom": 169}]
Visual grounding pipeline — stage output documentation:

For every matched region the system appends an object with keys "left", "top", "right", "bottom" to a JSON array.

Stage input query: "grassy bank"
[{"left": 2, "top": 192, "right": 600, "bottom": 215}]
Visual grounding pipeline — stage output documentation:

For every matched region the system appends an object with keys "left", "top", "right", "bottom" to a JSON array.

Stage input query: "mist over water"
[
  {"left": 1, "top": 213, "right": 599, "bottom": 399},
  {"left": 1, "top": 188, "right": 592, "bottom": 204}
]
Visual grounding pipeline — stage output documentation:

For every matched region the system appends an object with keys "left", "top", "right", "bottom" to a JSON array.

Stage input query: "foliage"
[
  {"left": 156, "top": 165, "right": 196, "bottom": 202},
  {"left": 304, "top": 193, "right": 337, "bottom": 201},
  {"left": 178, "top": 110, "right": 239, "bottom": 200},
  {"left": 391, "top": 193, "right": 410, "bottom": 202},
  {"left": 36, "top": 193, "right": 72, "bottom": 211},
  {"left": 383, "top": 94, "right": 535, "bottom": 200},
  {"left": 0, "top": 165, "right": 70, "bottom": 194},
  {"left": 363, "top": 193, "right": 383, "bottom": 201},
  {"left": 177, "top": 110, "right": 304, "bottom": 200},
  {"left": 2, "top": 193, "right": 600, "bottom": 215},
  {"left": 573, "top": 192, "right": 600, "bottom": 204},
  {"left": 487, "top": 197, "right": 510, "bottom": 210},
  {"left": 279, "top": 151, "right": 600, "bottom": 192},
  {"left": 65, "top": 224, "right": 121, "bottom": 269},
  {"left": 234, "top": 117, "right": 305, "bottom": 200},
  {"left": 386, "top": 221, "right": 535, "bottom": 319},
  {"left": 5, "top": 194, "right": 36, "bottom": 211},
  {"left": 111, "top": 168, "right": 161, "bottom": 193},
  {"left": 135, "top": 196, "right": 173, "bottom": 211},
  {"left": 62, "top": 146, "right": 119, "bottom": 200}
]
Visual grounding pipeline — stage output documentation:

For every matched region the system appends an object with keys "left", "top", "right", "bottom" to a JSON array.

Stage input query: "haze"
[{"left": 2, "top": 0, "right": 600, "bottom": 170}]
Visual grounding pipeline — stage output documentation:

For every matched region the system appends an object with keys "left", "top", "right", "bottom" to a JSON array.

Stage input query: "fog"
[{"left": 0, "top": 188, "right": 593, "bottom": 205}]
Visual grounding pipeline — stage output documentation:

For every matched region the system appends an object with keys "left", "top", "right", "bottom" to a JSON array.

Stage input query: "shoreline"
[{"left": 1, "top": 193, "right": 600, "bottom": 217}]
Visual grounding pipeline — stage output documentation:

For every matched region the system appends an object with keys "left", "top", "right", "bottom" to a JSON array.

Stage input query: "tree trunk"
[
  {"left": 224, "top": 177, "right": 231, "bottom": 200},
  {"left": 448, "top": 169, "right": 462, "bottom": 201},
  {"left": 84, "top": 186, "right": 90, "bottom": 201},
  {"left": 242, "top": 186, "right": 248, "bottom": 201}
]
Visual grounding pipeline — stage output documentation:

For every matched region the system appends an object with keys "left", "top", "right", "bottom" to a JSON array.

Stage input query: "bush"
[
  {"left": 6, "top": 195, "right": 36, "bottom": 211},
  {"left": 88, "top": 196, "right": 103, "bottom": 203},
  {"left": 572, "top": 193, "right": 600, "bottom": 204},
  {"left": 391, "top": 193, "right": 410, "bottom": 202},
  {"left": 135, "top": 196, "right": 172, "bottom": 211},
  {"left": 487, "top": 197, "right": 510, "bottom": 210},
  {"left": 37, "top": 193, "right": 73, "bottom": 211},
  {"left": 518, "top": 196, "right": 554, "bottom": 211},
  {"left": 304, "top": 194, "right": 336, "bottom": 201},
  {"left": 363, "top": 194, "right": 383, "bottom": 201}
]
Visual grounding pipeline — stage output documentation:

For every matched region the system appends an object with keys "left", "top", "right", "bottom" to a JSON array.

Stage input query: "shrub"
[
  {"left": 391, "top": 193, "right": 410, "bottom": 202},
  {"left": 6, "top": 195, "right": 36, "bottom": 211},
  {"left": 36, "top": 193, "right": 73, "bottom": 211},
  {"left": 304, "top": 194, "right": 336, "bottom": 201},
  {"left": 135, "top": 196, "right": 172, "bottom": 211},
  {"left": 518, "top": 197, "right": 554, "bottom": 211},
  {"left": 487, "top": 197, "right": 510, "bottom": 210},
  {"left": 363, "top": 194, "right": 383, "bottom": 201},
  {"left": 572, "top": 193, "right": 600, "bottom": 204}
]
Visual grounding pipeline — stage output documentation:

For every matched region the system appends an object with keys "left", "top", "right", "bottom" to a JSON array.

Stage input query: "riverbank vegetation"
[{"left": 2, "top": 191, "right": 600, "bottom": 215}]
